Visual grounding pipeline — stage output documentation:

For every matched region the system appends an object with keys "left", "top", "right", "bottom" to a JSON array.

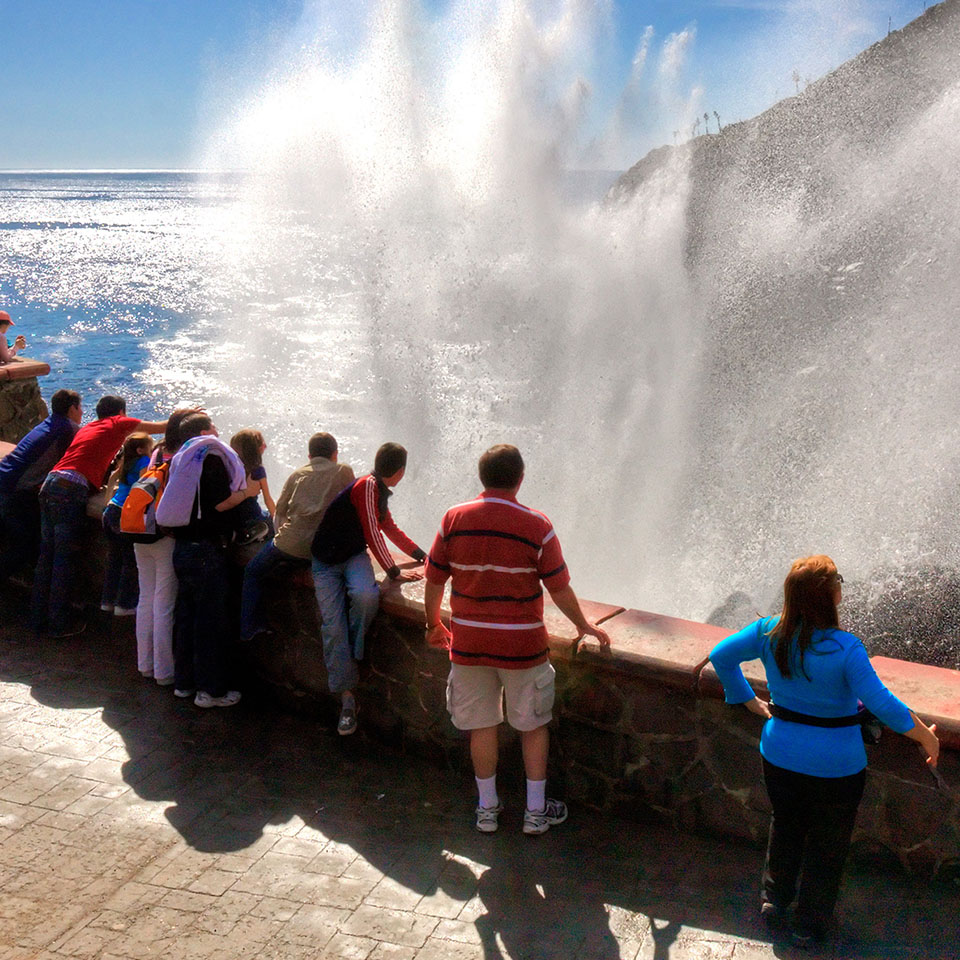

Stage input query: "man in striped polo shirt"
[{"left": 423, "top": 444, "right": 610, "bottom": 834}]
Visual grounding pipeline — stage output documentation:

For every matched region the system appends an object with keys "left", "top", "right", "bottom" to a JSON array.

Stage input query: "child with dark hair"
[
  {"left": 310, "top": 441, "right": 427, "bottom": 735},
  {"left": 101, "top": 433, "right": 153, "bottom": 617},
  {"left": 229, "top": 429, "right": 274, "bottom": 545}
]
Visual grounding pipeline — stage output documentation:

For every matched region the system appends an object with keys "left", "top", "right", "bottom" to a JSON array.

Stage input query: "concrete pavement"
[{"left": 1, "top": 603, "right": 958, "bottom": 960}]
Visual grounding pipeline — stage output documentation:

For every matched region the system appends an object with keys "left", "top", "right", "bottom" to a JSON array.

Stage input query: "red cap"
[{"left": 0, "top": 311, "right": 11, "bottom": 325}]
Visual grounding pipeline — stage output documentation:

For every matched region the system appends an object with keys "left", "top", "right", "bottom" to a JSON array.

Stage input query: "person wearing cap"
[{"left": 0, "top": 311, "right": 27, "bottom": 363}]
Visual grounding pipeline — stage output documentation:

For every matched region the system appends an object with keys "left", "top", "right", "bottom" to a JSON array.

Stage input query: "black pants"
[
  {"left": 173, "top": 540, "right": 232, "bottom": 697},
  {"left": 761, "top": 758, "right": 866, "bottom": 931}
]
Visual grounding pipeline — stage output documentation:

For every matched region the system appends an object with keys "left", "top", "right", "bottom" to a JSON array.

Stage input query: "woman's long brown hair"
[
  {"left": 230, "top": 429, "right": 264, "bottom": 475},
  {"left": 768, "top": 555, "right": 841, "bottom": 679}
]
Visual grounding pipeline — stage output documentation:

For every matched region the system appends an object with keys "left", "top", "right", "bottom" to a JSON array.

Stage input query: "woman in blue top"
[{"left": 709, "top": 555, "right": 939, "bottom": 946}]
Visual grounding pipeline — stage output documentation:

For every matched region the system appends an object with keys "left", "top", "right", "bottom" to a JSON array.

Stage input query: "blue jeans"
[
  {"left": 31, "top": 475, "right": 89, "bottom": 632},
  {"left": 311, "top": 552, "right": 380, "bottom": 694},
  {"left": 239, "top": 542, "right": 308, "bottom": 641},
  {"left": 173, "top": 540, "right": 232, "bottom": 697},
  {"left": 101, "top": 503, "right": 139, "bottom": 610},
  {"left": 0, "top": 487, "right": 42, "bottom": 585}
]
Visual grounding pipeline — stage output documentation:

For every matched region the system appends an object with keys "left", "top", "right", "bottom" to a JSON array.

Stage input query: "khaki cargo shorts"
[{"left": 446, "top": 661, "right": 556, "bottom": 732}]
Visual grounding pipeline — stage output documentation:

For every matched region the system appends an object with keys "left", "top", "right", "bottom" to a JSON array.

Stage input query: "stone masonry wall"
[
  {"left": 246, "top": 566, "right": 960, "bottom": 881},
  {"left": 0, "top": 375, "right": 48, "bottom": 443},
  {"left": 2, "top": 486, "right": 959, "bottom": 881}
]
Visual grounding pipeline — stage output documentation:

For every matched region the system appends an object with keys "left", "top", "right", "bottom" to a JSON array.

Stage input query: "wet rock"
[{"left": 844, "top": 565, "right": 960, "bottom": 669}]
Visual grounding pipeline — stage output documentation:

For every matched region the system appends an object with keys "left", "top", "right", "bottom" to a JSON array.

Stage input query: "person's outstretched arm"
[
  {"left": 902, "top": 712, "right": 939, "bottom": 767},
  {"left": 423, "top": 579, "right": 452, "bottom": 649},
  {"left": 354, "top": 476, "right": 423, "bottom": 580},
  {"left": 260, "top": 476, "right": 277, "bottom": 516},
  {"left": 137, "top": 420, "right": 168, "bottom": 435},
  {"left": 547, "top": 584, "right": 610, "bottom": 647}
]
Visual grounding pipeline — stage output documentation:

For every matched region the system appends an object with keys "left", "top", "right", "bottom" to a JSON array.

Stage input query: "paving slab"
[{"left": 1, "top": 592, "right": 959, "bottom": 959}]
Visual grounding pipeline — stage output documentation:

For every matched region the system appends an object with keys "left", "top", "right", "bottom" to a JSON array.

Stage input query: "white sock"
[
  {"left": 476, "top": 775, "right": 498, "bottom": 809},
  {"left": 526, "top": 779, "right": 546, "bottom": 813}
]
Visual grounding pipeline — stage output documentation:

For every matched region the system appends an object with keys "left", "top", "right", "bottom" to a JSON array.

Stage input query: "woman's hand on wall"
[
  {"left": 904, "top": 713, "right": 940, "bottom": 768},
  {"left": 744, "top": 696, "right": 772, "bottom": 720}
]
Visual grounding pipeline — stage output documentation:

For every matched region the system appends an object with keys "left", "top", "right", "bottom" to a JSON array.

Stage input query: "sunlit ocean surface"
[
  {"left": 0, "top": 167, "right": 617, "bottom": 488},
  {"left": 0, "top": 172, "right": 240, "bottom": 425}
]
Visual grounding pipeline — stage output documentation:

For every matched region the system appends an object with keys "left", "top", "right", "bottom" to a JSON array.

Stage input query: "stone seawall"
[
  {"left": 251, "top": 566, "right": 960, "bottom": 880},
  {"left": 2, "top": 488, "right": 959, "bottom": 880},
  {"left": 0, "top": 358, "right": 50, "bottom": 443}
]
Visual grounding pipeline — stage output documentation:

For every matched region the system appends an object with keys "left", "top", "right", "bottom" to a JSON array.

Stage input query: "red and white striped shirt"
[{"left": 425, "top": 491, "right": 570, "bottom": 668}]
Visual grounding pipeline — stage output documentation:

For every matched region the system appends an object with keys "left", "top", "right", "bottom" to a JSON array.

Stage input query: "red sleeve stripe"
[
  {"left": 365, "top": 476, "right": 392, "bottom": 569},
  {"left": 452, "top": 617, "right": 545, "bottom": 630},
  {"left": 480, "top": 497, "right": 547, "bottom": 519}
]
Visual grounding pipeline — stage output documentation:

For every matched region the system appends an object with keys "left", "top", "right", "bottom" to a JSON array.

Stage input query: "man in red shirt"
[
  {"left": 424, "top": 444, "right": 609, "bottom": 835},
  {"left": 311, "top": 442, "right": 426, "bottom": 735},
  {"left": 31, "top": 395, "right": 167, "bottom": 637}
]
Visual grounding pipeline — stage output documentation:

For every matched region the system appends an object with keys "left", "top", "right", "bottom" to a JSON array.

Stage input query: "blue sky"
[{"left": 0, "top": 0, "right": 924, "bottom": 170}]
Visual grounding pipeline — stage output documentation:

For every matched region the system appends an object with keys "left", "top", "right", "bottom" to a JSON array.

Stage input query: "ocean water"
[{"left": 0, "top": 172, "right": 241, "bottom": 422}]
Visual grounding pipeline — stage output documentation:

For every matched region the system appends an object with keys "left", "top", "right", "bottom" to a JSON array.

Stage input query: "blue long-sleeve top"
[{"left": 709, "top": 617, "right": 913, "bottom": 777}]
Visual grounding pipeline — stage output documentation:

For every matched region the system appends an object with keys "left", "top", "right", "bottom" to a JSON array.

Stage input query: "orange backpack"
[{"left": 119, "top": 460, "right": 170, "bottom": 543}]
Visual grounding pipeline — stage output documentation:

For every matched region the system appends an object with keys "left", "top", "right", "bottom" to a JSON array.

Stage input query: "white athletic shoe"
[
  {"left": 194, "top": 690, "right": 241, "bottom": 708},
  {"left": 523, "top": 798, "right": 568, "bottom": 835},
  {"left": 476, "top": 803, "right": 504, "bottom": 833}
]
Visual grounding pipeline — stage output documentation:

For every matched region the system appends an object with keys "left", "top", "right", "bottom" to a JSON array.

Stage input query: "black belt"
[{"left": 769, "top": 703, "right": 865, "bottom": 728}]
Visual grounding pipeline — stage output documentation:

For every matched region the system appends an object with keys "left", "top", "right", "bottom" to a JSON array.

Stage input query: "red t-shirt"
[
  {"left": 425, "top": 491, "right": 571, "bottom": 669},
  {"left": 53, "top": 415, "right": 142, "bottom": 489}
]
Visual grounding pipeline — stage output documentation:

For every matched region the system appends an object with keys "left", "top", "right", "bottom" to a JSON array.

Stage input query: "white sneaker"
[
  {"left": 100, "top": 603, "right": 114, "bottom": 613},
  {"left": 475, "top": 803, "right": 504, "bottom": 833},
  {"left": 194, "top": 690, "right": 241, "bottom": 708},
  {"left": 114, "top": 607, "right": 137, "bottom": 617},
  {"left": 174, "top": 688, "right": 195, "bottom": 698},
  {"left": 523, "top": 798, "right": 568, "bottom": 835}
]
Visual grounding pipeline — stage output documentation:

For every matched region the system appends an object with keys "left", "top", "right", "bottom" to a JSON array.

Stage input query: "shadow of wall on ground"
[{"left": 0, "top": 597, "right": 828, "bottom": 960}]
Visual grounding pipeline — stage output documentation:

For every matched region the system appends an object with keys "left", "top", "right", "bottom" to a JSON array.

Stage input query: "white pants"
[{"left": 134, "top": 537, "right": 178, "bottom": 681}]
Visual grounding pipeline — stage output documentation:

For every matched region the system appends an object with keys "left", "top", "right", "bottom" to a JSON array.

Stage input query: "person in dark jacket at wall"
[
  {"left": 311, "top": 442, "right": 426, "bottom": 736},
  {"left": 0, "top": 389, "right": 83, "bottom": 584}
]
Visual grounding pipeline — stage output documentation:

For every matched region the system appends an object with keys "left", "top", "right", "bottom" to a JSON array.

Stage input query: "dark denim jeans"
[
  {"left": 31, "top": 475, "right": 89, "bottom": 632},
  {"left": 172, "top": 539, "right": 232, "bottom": 697},
  {"left": 0, "top": 487, "right": 42, "bottom": 585},
  {"left": 239, "top": 542, "right": 308, "bottom": 641},
  {"left": 101, "top": 503, "right": 139, "bottom": 610},
  {"left": 761, "top": 758, "right": 866, "bottom": 931}
]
